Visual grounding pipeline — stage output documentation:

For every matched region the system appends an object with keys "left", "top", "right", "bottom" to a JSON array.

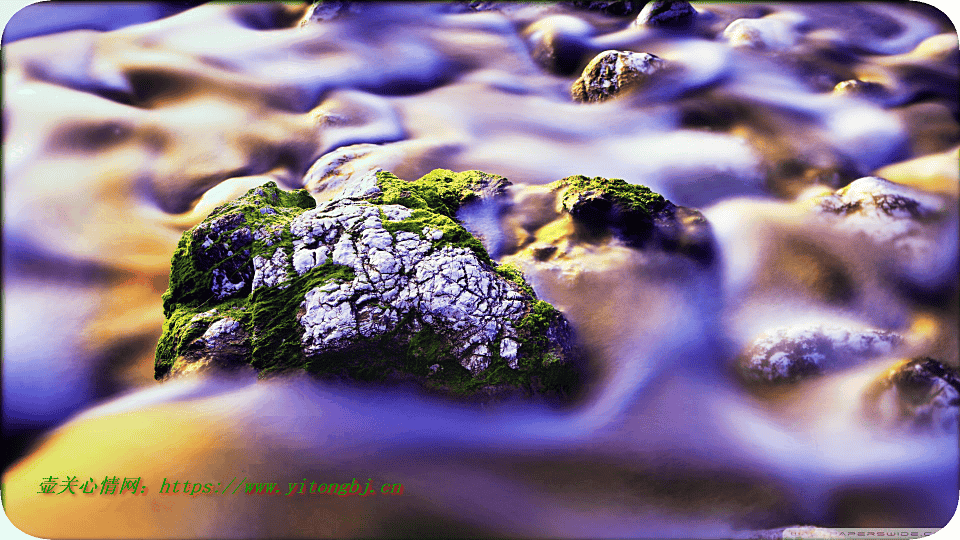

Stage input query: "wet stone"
[
  {"left": 737, "top": 325, "right": 903, "bottom": 384},
  {"left": 170, "top": 316, "right": 253, "bottom": 378},
  {"left": 815, "top": 177, "right": 942, "bottom": 222},
  {"left": 833, "top": 79, "right": 888, "bottom": 99},
  {"left": 721, "top": 16, "right": 800, "bottom": 51},
  {"left": 552, "top": 175, "right": 715, "bottom": 264},
  {"left": 526, "top": 15, "right": 595, "bottom": 76},
  {"left": 300, "top": 1, "right": 357, "bottom": 24},
  {"left": 863, "top": 357, "right": 960, "bottom": 435},
  {"left": 635, "top": 0, "right": 696, "bottom": 29},
  {"left": 571, "top": 50, "right": 666, "bottom": 103},
  {"left": 810, "top": 177, "right": 952, "bottom": 287}
]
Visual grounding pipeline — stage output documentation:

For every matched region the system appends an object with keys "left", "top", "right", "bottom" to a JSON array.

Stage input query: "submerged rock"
[
  {"left": 525, "top": 15, "right": 595, "bottom": 76},
  {"left": 156, "top": 170, "right": 581, "bottom": 401},
  {"left": 737, "top": 325, "right": 903, "bottom": 384},
  {"left": 814, "top": 177, "right": 944, "bottom": 235},
  {"left": 863, "top": 357, "right": 960, "bottom": 434},
  {"left": 552, "top": 175, "right": 714, "bottom": 263},
  {"left": 721, "top": 16, "right": 801, "bottom": 51},
  {"left": 833, "top": 79, "right": 888, "bottom": 99},
  {"left": 810, "top": 176, "right": 955, "bottom": 288},
  {"left": 635, "top": 0, "right": 696, "bottom": 29},
  {"left": 456, "top": 1, "right": 503, "bottom": 12},
  {"left": 454, "top": 1, "right": 553, "bottom": 15},
  {"left": 571, "top": 50, "right": 666, "bottom": 103}
]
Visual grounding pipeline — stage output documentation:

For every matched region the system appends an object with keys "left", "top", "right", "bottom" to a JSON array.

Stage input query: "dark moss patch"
[
  {"left": 249, "top": 261, "right": 356, "bottom": 376},
  {"left": 414, "top": 297, "right": 581, "bottom": 401},
  {"left": 161, "top": 182, "right": 316, "bottom": 318},
  {"left": 155, "top": 306, "right": 204, "bottom": 378},
  {"left": 161, "top": 234, "right": 214, "bottom": 318},
  {"left": 403, "top": 310, "right": 581, "bottom": 401},
  {"left": 552, "top": 174, "right": 715, "bottom": 264},
  {"left": 552, "top": 175, "right": 666, "bottom": 246},
  {"left": 556, "top": 175, "right": 667, "bottom": 218}
]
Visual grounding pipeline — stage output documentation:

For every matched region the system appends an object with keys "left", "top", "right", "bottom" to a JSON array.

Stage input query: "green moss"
[
  {"left": 154, "top": 298, "right": 252, "bottom": 379},
  {"left": 155, "top": 307, "right": 199, "bottom": 378},
  {"left": 374, "top": 169, "right": 506, "bottom": 219},
  {"left": 398, "top": 297, "right": 576, "bottom": 398},
  {"left": 543, "top": 352, "right": 562, "bottom": 365},
  {"left": 555, "top": 175, "right": 666, "bottom": 216},
  {"left": 400, "top": 322, "right": 537, "bottom": 398},
  {"left": 373, "top": 168, "right": 511, "bottom": 267},
  {"left": 160, "top": 235, "right": 213, "bottom": 318},
  {"left": 161, "top": 181, "right": 316, "bottom": 319},
  {"left": 249, "top": 261, "right": 356, "bottom": 375},
  {"left": 404, "top": 323, "right": 461, "bottom": 381},
  {"left": 494, "top": 263, "right": 535, "bottom": 298},
  {"left": 381, "top": 208, "right": 492, "bottom": 265},
  {"left": 156, "top": 182, "right": 319, "bottom": 378},
  {"left": 516, "top": 300, "right": 562, "bottom": 368},
  {"left": 206, "top": 181, "right": 315, "bottom": 220}
]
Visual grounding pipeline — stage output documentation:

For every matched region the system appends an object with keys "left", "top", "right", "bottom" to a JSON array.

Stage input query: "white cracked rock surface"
[
  {"left": 199, "top": 318, "right": 243, "bottom": 348},
  {"left": 252, "top": 248, "right": 291, "bottom": 290},
  {"left": 286, "top": 197, "right": 531, "bottom": 374}
]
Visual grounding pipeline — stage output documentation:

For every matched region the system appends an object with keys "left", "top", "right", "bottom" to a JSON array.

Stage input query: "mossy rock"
[
  {"left": 156, "top": 170, "right": 582, "bottom": 402},
  {"left": 551, "top": 174, "right": 714, "bottom": 263}
]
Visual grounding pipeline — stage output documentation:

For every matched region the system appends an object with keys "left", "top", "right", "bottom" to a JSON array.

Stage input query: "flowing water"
[{"left": 2, "top": 2, "right": 959, "bottom": 538}]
